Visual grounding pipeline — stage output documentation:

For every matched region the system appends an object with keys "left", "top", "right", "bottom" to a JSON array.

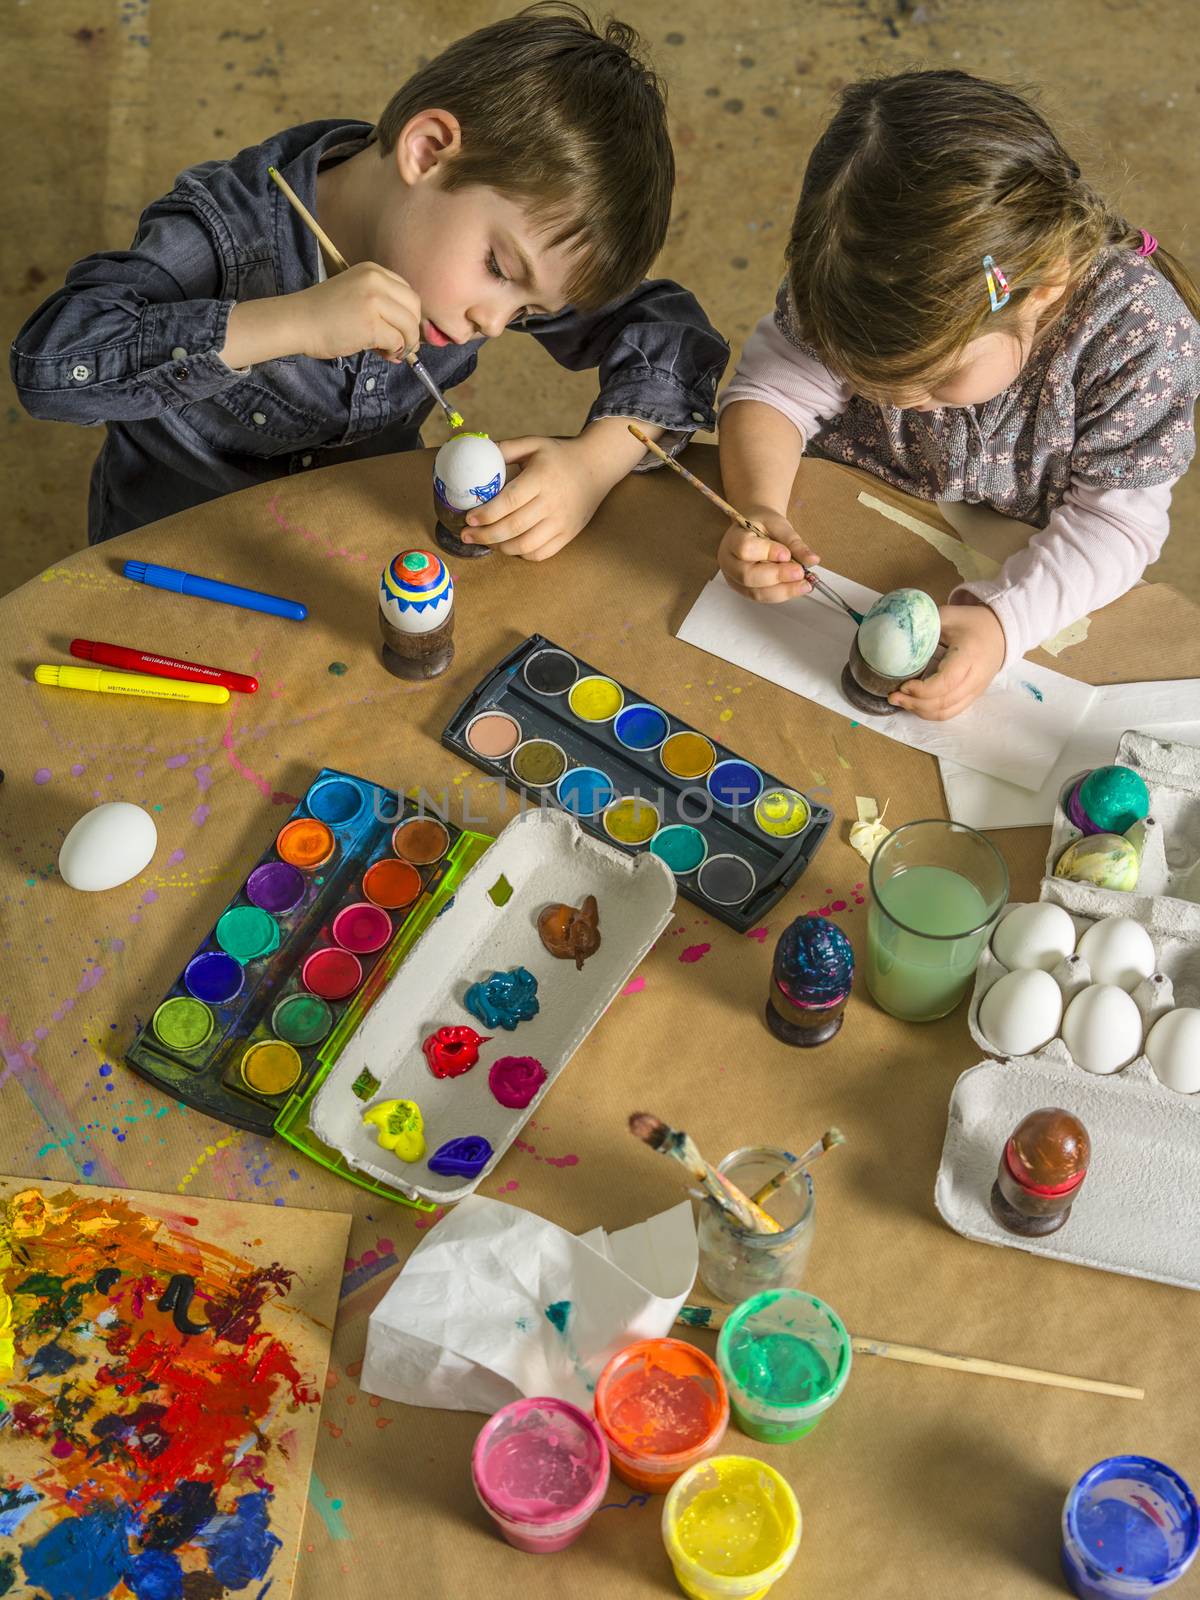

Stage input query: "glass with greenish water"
[{"left": 866, "top": 819, "right": 1008, "bottom": 1021}]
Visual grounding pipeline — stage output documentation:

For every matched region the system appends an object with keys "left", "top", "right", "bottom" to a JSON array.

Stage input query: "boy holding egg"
[{"left": 11, "top": 5, "right": 727, "bottom": 558}]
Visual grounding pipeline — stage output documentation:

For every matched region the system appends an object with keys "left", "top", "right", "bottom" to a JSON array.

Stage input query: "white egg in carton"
[{"left": 937, "top": 728, "right": 1200, "bottom": 1289}]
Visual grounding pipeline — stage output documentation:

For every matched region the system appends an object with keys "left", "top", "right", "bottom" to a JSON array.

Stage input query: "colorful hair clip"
[
  {"left": 983, "top": 254, "right": 1010, "bottom": 313},
  {"left": 1137, "top": 229, "right": 1159, "bottom": 258}
]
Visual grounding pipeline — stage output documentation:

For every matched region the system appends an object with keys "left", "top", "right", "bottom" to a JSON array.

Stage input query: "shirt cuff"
[
  {"left": 137, "top": 299, "right": 245, "bottom": 403},
  {"left": 949, "top": 580, "right": 1026, "bottom": 672}
]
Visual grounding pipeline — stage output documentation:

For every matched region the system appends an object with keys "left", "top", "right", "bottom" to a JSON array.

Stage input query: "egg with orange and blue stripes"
[{"left": 379, "top": 549, "right": 454, "bottom": 636}]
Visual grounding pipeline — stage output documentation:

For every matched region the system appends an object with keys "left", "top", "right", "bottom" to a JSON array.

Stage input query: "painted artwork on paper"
[{"left": 0, "top": 1178, "right": 349, "bottom": 1600}]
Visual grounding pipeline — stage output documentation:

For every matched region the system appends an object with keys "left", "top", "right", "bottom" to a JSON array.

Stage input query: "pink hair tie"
[{"left": 1137, "top": 229, "right": 1159, "bottom": 257}]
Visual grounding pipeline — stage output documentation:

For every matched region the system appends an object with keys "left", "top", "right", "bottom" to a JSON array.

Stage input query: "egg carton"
[
  {"left": 934, "top": 903, "right": 1200, "bottom": 1288},
  {"left": 1043, "top": 731, "right": 1200, "bottom": 919}
]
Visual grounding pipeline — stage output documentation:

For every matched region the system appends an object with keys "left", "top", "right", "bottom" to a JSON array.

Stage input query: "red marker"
[{"left": 70, "top": 639, "right": 258, "bottom": 694}]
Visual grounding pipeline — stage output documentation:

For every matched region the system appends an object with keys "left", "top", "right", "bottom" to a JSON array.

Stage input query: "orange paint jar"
[{"left": 594, "top": 1338, "right": 729, "bottom": 1494}]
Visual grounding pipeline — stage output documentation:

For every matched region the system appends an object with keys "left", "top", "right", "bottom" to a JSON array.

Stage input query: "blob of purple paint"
[
  {"left": 488, "top": 1056, "right": 547, "bottom": 1109},
  {"left": 245, "top": 860, "right": 306, "bottom": 915},
  {"left": 428, "top": 1135, "right": 493, "bottom": 1178}
]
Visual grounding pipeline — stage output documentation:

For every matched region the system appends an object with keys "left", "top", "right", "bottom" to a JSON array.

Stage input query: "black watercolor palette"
[
  {"left": 126, "top": 767, "right": 486, "bottom": 1135},
  {"left": 442, "top": 634, "right": 833, "bottom": 933}
]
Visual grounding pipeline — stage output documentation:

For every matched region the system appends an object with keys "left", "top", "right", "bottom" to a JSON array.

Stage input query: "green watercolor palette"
[{"left": 126, "top": 768, "right": 491, "bottom": 1173}]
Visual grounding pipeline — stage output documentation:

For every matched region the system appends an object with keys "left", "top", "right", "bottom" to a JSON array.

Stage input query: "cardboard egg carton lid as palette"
[
  {"left": 441, "top": 633, "right": 833, "bottom": 933},
  {"left": 1043, "top": 730, "right": 1200, "bottom": 920},
  {"left": 126, "top": 767, "right": 490, "bottom": 1137},
  {"left": 308, "top": 808, "right": 677, "bottom": 1205},
  {"left": 936, "top": 874, "right": 1200, "bottom": 1286}
]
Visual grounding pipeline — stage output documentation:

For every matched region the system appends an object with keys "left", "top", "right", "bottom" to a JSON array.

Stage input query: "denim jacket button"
[
  {"left": 173, "top": 365, "right": 190, "bottom": 380},
  {"left": 71, "top": 364, "right": 90, "bottom": 382},
  {"left": 251, "top": 411, "right": 267, "bottom": 425},
  {"left": 171, "top": 347, "right": 188, "bottom": 361},
  {"left": 300, "top": 454, "right": 313, "bottom": 468},
  {"left": 364, "top": 377, "right": 376, "bottom": 393},
  {"left": 690, "top": 411, "right": 705, "bottom": 423}
]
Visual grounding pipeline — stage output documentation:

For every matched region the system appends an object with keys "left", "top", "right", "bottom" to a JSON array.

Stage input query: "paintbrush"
[
  {"left": 671, "top": 1305, "right": 1143, "bottom": 1400},
  {"left": 627, "top": 423, "right": 864, "bottom": 625},
  {"left": 267, "top": 165, "right": 465, "bottom": 429},
  {"left": 629, "top": 1112, "right": 782, "bottom": 1234},
  {"left": 750, "top": 1128, "right": 846, "bottom": 1207}
]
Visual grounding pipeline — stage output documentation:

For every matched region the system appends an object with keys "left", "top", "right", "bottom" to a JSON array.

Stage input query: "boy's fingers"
[
  {"left": 496, "top": 436, "right": 541, "bottom": 465},
  {"left": 498, "top": 521, "right": 563, "bottom": 559},
  {"left": 464, "top": 476, "right": 536, "bottom": 528},
  {"left": 464, "top": 501, "right": 542, "bottom": 547}
]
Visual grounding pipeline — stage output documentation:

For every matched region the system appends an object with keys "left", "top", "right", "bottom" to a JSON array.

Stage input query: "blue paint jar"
[{"left": 1062, "top": 1456, "right": 1199, "bottom": 1599}]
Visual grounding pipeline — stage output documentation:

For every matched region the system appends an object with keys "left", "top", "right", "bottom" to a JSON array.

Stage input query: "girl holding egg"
[{"left": 717, "top": 71, "right": 1200, "bottom": 720}]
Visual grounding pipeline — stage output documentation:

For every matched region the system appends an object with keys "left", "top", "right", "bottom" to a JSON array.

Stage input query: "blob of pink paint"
[
  {"left": 472, "top": 1396, "right": 609, "bottom": 1553},
  {"left": 621, "top": 975, "right": 646, "bottom": 996},
  {"left": 489, "top": 1056, "right": 547, "bottom": 1109},
  {"left": 679, "top": 944, "right": 711, "bottom": 963},
  {"left": 34, "top": 769, "right": 51, "bottom": 785}
]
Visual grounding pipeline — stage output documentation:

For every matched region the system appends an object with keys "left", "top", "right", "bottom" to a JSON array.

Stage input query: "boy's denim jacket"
[{"left": 11, "top": 120, "right": 729, "bottom": 541}]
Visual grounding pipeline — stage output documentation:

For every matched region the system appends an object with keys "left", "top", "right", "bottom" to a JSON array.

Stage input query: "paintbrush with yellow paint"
[{"left": 267, "top": 164, "right": 464, "bottom": 430}]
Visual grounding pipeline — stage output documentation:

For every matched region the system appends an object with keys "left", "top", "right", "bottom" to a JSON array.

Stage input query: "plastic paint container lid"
[
  {"left": 603, "top": 795, "right": 661, "bottom": 847},
  {"left": 465, "top": 711, "right": 522, "bottom": 759},
  {"left": 391, "top": 816, "right": 451, "bottom": 865},
  {"left": 362, "top": 857, "right": 422, "bottom": 910},
  {"left": 754, "top": 788, "right": 811, "bottom": 839},
  {"left": 305, "top": 776, "right": 366, "bottom": 826},
  {"left": 595, "top": 1339, "right": 729, "bottom": 1490},
  {"left": 717, "top": 1290, "right": 852, "bottom": 1426},
  {"left": 216, "top": 905, "right": 280, "bottom": 963},
  {"left": 511, "top": 739, "right": 568, "bottom": 788},
  {"left": 1062, "top": 1455, "right": 1200, "bottom": 1599},
  {"left": 245, "top": 860, "right": 307, "bottom": 915},
  {"left": 568, "top": 675, "right": 624, "bottom": 723},
  {"left": 556, "top": 766, "right": 616, "bottom": 818},
  {"left": 663, "top": 1455, "right": 802, "bottom": 1598},
  {"left": 696, "top": 854, "right": 757, "bottom": 906},
  {"left": 650, "top": 824, "right": 710, "bottom": 876},
  {"left": 302, "top": 946, "right": 363, "bottom": 1001},
  {"left": 522, "top": 648, "right": 580, "bottom": 696},
  {"left": 614, "top": 702, "right": 669, "bottom": 751},
  {"left": 239, "top": 1039, "right": 303, "bottom": 1097},
  {"left": 184, "top": 951, "right": 244, "bottom": 1006},
  {"left": 661, "top": 731, "right": 717, "bottom": 780},
  {"left": 707, "top": 759, "right": 765, "bottom": 809},
  {"left": 276, "top": 817, "right": 335, "bottom": 870},
  {"left": 472, "top": 1397, "right": 610, "bottom": 1530},
  {"left": 333, "top": 901, "right": 393, "bottom": 954},
  {"left": 272, "top": 992, "right": 334, "bottom": 1047},
  {"left": 152, "top": 996, "right": 214, "bottom": 1052}
]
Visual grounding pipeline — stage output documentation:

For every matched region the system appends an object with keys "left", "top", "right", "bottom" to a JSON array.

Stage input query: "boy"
[{"left": 11, "top": 4, "right": 727, "bottom": 556}]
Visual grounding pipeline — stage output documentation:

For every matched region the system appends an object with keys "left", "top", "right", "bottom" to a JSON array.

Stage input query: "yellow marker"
[{"left": 34, "top": 665, "right": 229, "bottom": 705}]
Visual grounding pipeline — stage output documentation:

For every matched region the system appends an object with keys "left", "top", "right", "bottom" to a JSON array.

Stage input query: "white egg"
[
  {"left": 1076, "top": 917, "right": 1156, "bottom": 992},
  {"left": 1062, "top": 984, "right": 1143, "bottom": 1074},
  {"left": 978, "top": 968, "right": 1063, "bottom": 1057},
  {"left": 1146, "top": 1008, "right": 1200, "bottom": 1095},
  {"left": 433, "top": 433, "right": 507, "bottom": 511},
  {"left": 59, "top": 801, "right": 157, "bottom": 892},
  {"left": 991, "top": 902, "right": 1077, "bottom": 972}
]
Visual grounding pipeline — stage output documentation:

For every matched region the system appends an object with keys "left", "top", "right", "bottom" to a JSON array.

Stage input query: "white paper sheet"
[
  {"left": 939, "top": 680, "right": 1200, "bottom": 829},
  {"left": 360, "top": 1198, "right": 698, "bottom": 1414},
  {"left": 676, "top": 572, "right": 1097, "bottom": 791}
]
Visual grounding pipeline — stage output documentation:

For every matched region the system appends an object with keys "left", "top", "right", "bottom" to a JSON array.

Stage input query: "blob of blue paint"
[
  {"left": 143, "top": 1479, "right": 218, "bottom": 1552},
  {"left": 707, "top": 759, "right": 764, "bottom": 809},
  {"left": 555, "top": 767, "right": 616, "bottom": 818},
  {"left": 1020, "top": 680, "right": 1046, "bottom": 703},
  {"left": 183, "top": 952, "right": 244, "bottom": 1006},
  {"left": 464, "top": 967, "right": 539, "bottom": 1031},
  {"left": 127, "top": 1550, "right": 183, "bottom": 1600},
  {"left": 545, "top": 1300, "right": 572, "bottom": 1333},
  {"left": 0, "top": 1485, "right": 40, "bottom": 1539},
  {"left": 305, "top": 777, "right": 365, "bottom": 826},
  {"left": 428, "top": 1135, "right": 493, "bottom": 1178},
  {"left": 197, "top": 1491, "right": 282, "bottom": 1590},
  {"left": 614, "top": 703, "right": 669, "bottom": 751},
  {"left": 775, "top": 915, "right": 855, "bottom": 1007},
  {"left": 21, "top": 1501, "right": 128, "bottom": 1600}
]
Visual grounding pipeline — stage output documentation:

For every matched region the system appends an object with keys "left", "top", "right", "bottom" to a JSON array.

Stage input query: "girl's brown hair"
[
  {"left": 786, "top": 70, "right": 1199, "bottom": 399},
  {"left": 376, "top": 3, "right": 673, "bottom": 310}
]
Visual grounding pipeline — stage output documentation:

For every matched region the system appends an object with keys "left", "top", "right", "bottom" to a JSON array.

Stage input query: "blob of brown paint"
[{"left": 538, "top": 896, "right": 602, "bottom": 971}]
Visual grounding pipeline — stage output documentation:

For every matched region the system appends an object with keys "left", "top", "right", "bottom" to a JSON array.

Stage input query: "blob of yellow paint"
[
  {"left": 754, "top": 789, "right": 811, "bottom": 839},
  {"left": 603, "top": 796, "right": 660, "bottom": 847},
  {"left": 568, "top": 675, "right": 624, "bottom": 723},
  {"left": 362, "top": 1098, "right": 426, "bottom": 1163},
  {"left": 662, "top": 1455, "right": 801, "bottom": 1599}
]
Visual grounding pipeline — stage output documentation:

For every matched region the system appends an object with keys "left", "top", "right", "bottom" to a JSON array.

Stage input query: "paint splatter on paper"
[{"left": 0, "top": 1179, "right": 347, "bottom": 1600}]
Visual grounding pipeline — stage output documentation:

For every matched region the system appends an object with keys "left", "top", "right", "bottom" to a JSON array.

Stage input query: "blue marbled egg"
[{"left": 857, "top": 588, "right": 940, "bottom": 678}]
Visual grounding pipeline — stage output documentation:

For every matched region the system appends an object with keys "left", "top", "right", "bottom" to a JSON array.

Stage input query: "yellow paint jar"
[{"left": 661, "top": 1456, "right": 801, "bottom": 1600}]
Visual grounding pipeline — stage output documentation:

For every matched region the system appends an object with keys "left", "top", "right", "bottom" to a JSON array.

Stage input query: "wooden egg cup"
[{"left": 433, "top": 490, "right": 491, "bottom": 560}]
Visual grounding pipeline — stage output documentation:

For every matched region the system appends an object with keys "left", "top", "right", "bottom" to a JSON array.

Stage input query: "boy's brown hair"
[
  {"left": 785, "top": 70, "right": 1200, "bottom": 402},
  {"left": 376, "top": 3, "right": 673, "bottom": 310}
]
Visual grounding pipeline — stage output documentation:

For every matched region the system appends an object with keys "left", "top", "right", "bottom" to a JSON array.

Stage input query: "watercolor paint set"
[
  {"left": 442, "top": 634, "right": 833, "bottom": 932},
  {"left": 125, "top": 767, "right": 490, "bottom": 1139}
]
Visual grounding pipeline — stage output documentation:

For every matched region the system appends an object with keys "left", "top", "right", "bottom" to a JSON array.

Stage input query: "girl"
[{"left": 718, "top": 71, "right": 1199, "bottom": 719}]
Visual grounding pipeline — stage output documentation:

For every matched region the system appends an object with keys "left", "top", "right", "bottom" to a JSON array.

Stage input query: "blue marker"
[{"left": 123, "top": 561, "right": 307, "bottom": 621}]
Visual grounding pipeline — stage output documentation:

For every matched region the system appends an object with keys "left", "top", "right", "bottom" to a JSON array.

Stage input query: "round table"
[{"left": 2, "top": 448, "right": 1196, "bottom": 1600}]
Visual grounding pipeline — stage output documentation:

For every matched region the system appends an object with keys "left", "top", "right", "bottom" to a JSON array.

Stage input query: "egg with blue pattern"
[
  {"left": 434, "top": 433, "right": 507, "bottom": 511},
  {"left": 856, "top": 588, "right": 941, "bottom": 678}
]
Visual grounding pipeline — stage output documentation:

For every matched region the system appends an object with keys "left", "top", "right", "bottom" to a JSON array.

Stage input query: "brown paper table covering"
[{"left": 1, "top": 450, "right": 1197, "bottom": 1600}]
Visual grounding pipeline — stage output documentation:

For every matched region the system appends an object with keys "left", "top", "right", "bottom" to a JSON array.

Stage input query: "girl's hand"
[
  {"left": 890, "top": 604, "right": 1006, "bottom": 720},
  {"left": 460, "top": 436, "right": 609, "bottom": 560},
  {"left": 718, "top": 509, "right": 819, "bottom": 604}
]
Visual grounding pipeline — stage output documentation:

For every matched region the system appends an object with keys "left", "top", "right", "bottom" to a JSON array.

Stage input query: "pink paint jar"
[{"left": 472, "top": 1396, "right": 610, "bottom": 1553}]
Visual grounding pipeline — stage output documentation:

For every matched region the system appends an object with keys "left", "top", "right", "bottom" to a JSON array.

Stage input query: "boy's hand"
[
  {"left": 718, "top": 509, "right": 818, "bottom": 604},
  {"left": 889, "top": 603, "right": 1006, "bottom": 721},
  {"left": 460, "top": 436, "right": 611, "bottom": 560},
  {"left": 290, "top": 263, "right": 422, "bottom": 362}
]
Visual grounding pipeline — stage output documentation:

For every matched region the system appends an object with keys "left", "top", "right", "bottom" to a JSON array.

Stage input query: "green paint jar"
[{"left": 716, "top": 1290, "right": 851, "bottom": 1444}]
